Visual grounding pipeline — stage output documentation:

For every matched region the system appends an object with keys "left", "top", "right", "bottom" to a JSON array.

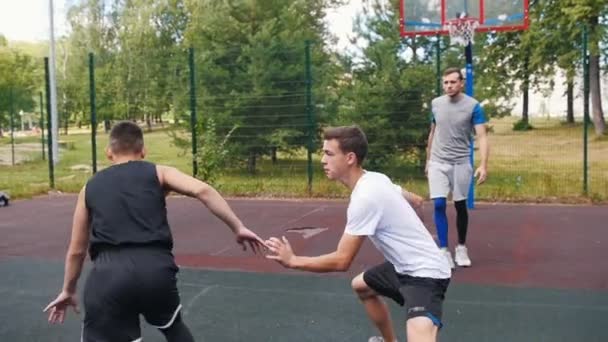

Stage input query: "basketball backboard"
[{"left": 399, "top": 0, "right": 529, "bottom": 37}]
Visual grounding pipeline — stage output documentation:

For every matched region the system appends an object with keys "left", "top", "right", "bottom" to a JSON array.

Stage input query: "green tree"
[
  {"left": 334, "top": 0, "right": 434, "bottom": 170},
  {"left": 63, "top": 0, "right": 187, "bottom": 132},
  {"left": 476, "top": 0, "right": 606, "bottom": 134},
  {"left": 561, "top": 0, "right": 606, "bottom": 135},
  {"left": 0, "top": 46, "right": 39, "bottom": 136},
  {"left": 64, "top": 0, "right": 117, "bottom": 132},
  {"left": 474, "top": 1, "right": 554, "bottom": 128},
  {"left": 182, "top": 0, "right": 341, "bottom": 174}
]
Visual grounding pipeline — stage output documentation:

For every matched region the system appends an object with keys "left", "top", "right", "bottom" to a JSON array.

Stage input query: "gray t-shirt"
[{"left": 430, "top": 94, "right": 486, "bottom": 164}]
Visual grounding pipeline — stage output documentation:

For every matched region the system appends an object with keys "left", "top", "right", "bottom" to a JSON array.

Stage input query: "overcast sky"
[{"left": 0, "top": 0, "right": 367, "bottom": 51}]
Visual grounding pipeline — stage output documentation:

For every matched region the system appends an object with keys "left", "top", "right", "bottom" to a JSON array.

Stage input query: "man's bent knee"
[
  {"left": 406, "top": 316, "right": 438, "bottom": 342},
  {"left": 351, "top": 273, "right": 376, "bottom": 300}
]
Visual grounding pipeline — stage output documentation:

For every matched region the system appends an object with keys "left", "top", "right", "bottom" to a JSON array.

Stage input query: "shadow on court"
[{"left": 1, "top": 195, "right": 607, "bottom": 341}]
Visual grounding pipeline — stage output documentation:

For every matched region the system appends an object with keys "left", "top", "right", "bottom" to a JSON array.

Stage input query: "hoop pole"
[{"left": 465, "top": 43, "right": 475, "bottom": 209}]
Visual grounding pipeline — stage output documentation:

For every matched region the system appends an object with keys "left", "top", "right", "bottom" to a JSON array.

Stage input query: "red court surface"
[{"left": 1, "top": 194, "right": 606, "bottom": 290}]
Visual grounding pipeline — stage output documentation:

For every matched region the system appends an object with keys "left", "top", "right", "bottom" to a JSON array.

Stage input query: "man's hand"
[
  {"left": 235, "top": 227, "right": 267, "bottom": 254},
  {"left": 474, "top": 166, "right": 487, "bottom": 185},
  {"left": 406, "top": 192, "right": 424, "bottom": 209},
  {"left": 43, "top": 291, "right": 80, "bottom": 324},
  {"left": 265, "top": 236, "right": 295, "bottom": 268}
]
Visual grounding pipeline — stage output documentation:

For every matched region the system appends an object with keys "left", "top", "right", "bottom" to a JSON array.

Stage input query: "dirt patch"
[{"left": 0, "top": 143, "right": 44, "bottom": 165}]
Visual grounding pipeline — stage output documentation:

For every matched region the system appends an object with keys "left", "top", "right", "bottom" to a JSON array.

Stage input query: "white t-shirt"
[{"left": 345, "top": 171, "right": 451, "bottom": 279}]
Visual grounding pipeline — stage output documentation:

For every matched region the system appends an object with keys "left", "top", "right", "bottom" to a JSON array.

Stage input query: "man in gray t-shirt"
[{"left": 425, "top": 67, "right": 489, "bottom": 268}]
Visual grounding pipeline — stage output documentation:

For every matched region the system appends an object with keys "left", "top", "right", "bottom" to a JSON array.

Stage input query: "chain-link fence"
[{"left": 1, "top": 41, "right": 606, "bottom": 201}]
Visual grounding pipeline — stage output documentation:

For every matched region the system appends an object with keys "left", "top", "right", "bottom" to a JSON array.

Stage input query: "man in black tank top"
[{"left": 44, "top": 121, "right": 266, "bottom": 342}]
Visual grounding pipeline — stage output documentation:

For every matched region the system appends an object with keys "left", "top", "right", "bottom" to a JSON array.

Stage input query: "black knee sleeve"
[{"left": 454, "top": 200, "right": 468, "bottom": 245}]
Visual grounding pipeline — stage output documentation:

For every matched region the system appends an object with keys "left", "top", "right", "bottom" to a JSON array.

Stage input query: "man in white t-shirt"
[{"left": 266, "top": 126, "right": 451, "bottom": 342}]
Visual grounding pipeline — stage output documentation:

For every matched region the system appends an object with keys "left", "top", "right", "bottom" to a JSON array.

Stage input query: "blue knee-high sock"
[{"left": 433, "top": 198, "right": 448, "bottom": 248}]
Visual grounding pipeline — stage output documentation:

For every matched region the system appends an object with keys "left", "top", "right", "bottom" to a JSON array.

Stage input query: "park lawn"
[{"left": 1, "top": 117, "right": 606, "bottom": 202}]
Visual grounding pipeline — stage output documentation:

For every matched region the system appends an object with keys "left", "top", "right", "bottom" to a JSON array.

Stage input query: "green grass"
[
  {"left": 0, "top": 128, "right": 190, "bottom": 198},
  {"left": 1, "top": 117, "right": 606, "bottom": 203},
  {"left": 480, "top": 117, "right": 608, "bottom": 203}
]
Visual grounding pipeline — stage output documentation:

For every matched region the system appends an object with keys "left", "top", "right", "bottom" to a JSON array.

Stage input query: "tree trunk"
[
  {"left": 566, "top": 78, "right": 574, "bottom": 124},
  {"left": 104, "top": 119, "right": 111, "bottom": 132},
  {"left": 146, "top": 114, "right": 152, "bottom": 131},
  {"left": 589, "top": 54, "right": 605, "bottom": 136},
  {"left": 247, "top": 151, "right": 257, "bottom": 174},
  {"left": 588, "top": 15, "right": 605, "bottom": 136},
  {"left": 521, "top": 55, "right": 529, "bottom": 124},
  {"left": 411, "top": 37, "right": 418, "bottom": 64},
  {"left": 271, "top": 147, "right": 277, "bottom": 164},
  {"left": 522, "top": 84, "right": 529, "bottom": 123}
]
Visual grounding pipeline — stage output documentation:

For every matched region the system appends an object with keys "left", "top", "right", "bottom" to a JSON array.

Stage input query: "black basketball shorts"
[
  {"left": 82, "top": 247, "right": 181, "bottom": 342},
  {"left": 363, "top": 261, "right": 450, "bottom": 327}
]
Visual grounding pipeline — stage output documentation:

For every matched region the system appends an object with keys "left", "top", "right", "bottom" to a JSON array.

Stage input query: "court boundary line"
[{"left": 180, "top": 282, "right": 608, "bottom": 312}]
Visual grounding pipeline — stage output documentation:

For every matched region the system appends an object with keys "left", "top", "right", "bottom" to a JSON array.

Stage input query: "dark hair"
[
  {"left": 109, "top": 121, "right": 144, "bottom": 154},
  {"left": 323, "top": 125, "right": 368, "bottom": 165},
  {"left": 443, "top": 67, "right": 464, "bottom": 80}
]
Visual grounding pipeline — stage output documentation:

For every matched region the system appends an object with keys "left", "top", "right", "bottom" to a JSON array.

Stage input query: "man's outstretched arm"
[
  {"left": 402, "top": 189, "right": 425, "bottom": 222},
  {"left": 266, "top": 233, "right": 365, "bottom": 272},
  {"left": 156, "top": 165, "right": 265, "bottom": 252}
]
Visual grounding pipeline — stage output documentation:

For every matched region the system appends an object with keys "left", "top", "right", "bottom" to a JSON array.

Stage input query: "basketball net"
[{"left": 445, "top": 18, "right": 479, "bottom": 46}]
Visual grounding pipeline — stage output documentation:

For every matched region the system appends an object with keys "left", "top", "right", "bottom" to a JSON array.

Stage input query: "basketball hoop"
[{"left": 445, "top": 18, "right": 479, "bottom": 46}]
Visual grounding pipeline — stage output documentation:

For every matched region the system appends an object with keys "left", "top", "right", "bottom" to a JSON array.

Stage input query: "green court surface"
[{"left": 2, "top": 258, "right": 606, "bottom": 342}]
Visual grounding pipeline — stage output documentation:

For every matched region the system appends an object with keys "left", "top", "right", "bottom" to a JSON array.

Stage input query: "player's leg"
[
  {"left": 406, "top": 316, "right": 438, "bottom": 342},
  {"left": 352, "top": 262, "right": 404, "bottom": 342},
  {"left": 399, "top": 275, "right": 450, "bottom": 342},
  {"left": 136, "top": 249, "right": 194, "bottom": 342},
  {"left": 454, "top": 200, "right": 468, "bottom": 245},
  {"left": 453, "top": 162, "right": 473, "bottom": 267},
  {"left": 433, "top": 198, "right": 448, "bottom": 248},
  {"left": 82, "top": 253, "right": 142, "bottom": 341},
  {"left": 158, "top": 313, "right": 195, "bottom": 342},
  {"left": 428, "top": 161, "right": 454, "bottom": 268}
]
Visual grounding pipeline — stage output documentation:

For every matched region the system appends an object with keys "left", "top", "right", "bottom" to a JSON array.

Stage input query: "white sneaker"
[
  {"left": 441, "top": 248, "right": 455, "bottom": 269},
  {"left": 368, "top": 337, "right": 398, "bottom": 342},
  {"left": 455, "top": 245, "right": 472, "bottom": 267}
]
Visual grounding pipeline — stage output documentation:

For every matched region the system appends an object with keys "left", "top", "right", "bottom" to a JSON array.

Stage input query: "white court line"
[
  {"left": 210, "top": 245, "right": 234, "bottom": 256},
  {"left": 280, "top": 206, "right": 328, "bottom": 228},
  {"left": 180, "top": 282, "right": 608, "bottom": 312},
  {"left": 183, "top": 285, "right": 217, "bottom": 315},
  {"left": 181, "top": 282, "right": 353, "bottom": 298},
  {"left": 448, "top": 299, "right": 608, "bottom": 311}
]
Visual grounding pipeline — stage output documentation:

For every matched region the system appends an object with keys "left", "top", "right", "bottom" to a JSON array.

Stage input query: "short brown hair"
[
  {"left": 323, "top": 125, "right": 368, "bottom": 165},
  {"left": 109, "top": 121, "right": 144, "bottom": 154},
  {"left": 443, "top": 67, "right": 464, "bottom": 80}
]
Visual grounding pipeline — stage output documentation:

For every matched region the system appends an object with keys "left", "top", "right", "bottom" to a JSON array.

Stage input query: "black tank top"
[{"left": 85, "top": 160, "right": 173, "bottom": 259}]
